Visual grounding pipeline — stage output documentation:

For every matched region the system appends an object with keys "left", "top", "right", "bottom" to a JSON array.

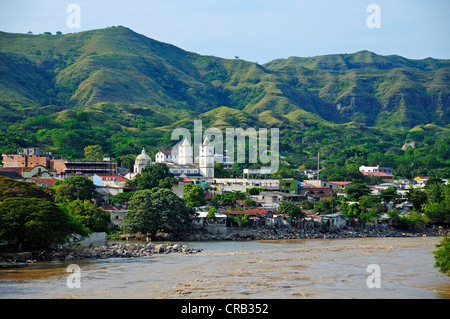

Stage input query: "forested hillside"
[{"left": 0, "top": 26, "right": 448, "bottom": 178}]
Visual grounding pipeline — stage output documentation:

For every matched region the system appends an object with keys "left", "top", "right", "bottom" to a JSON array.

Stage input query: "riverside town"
[
  {"left": 0, "top": 12, "right": 449, "bottom": 300},
  {"left": 0, "top": 134, "right": 449, "bottom": 268}
]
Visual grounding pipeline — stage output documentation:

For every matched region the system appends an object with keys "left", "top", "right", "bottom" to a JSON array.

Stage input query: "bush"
[
  {"left": 0, "top": 197, "right": 89, "bottom": 251},
  {"left": 434, "top": 236, "right": 450, "bottom": 276}
]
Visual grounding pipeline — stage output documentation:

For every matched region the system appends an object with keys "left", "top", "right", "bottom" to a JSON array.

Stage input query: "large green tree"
[
  {"left": 122, "top": 188, "right": 194, "bottom": 237},
  {"left": 84, "top": 145, "right": 104, "bottom": 161},
  {"left": 0, "top": 176, "right": 52, "bottom": 201},
  {"left": 126, "top": 163, "right": 178, "bottom": 190},
  {"left": 278, "top": 201, "right": 305, "bottom": 220},
  {"left": 434, "top": 236, "right": 450, "bottom": 276},
  {"left": 0, "top": 197, "right": 89, "bottom": 251},
  {"left": 54, "top": 176, "right": 97, "bottom": 202},
  {"left": 345, "top": 180, "right": 372, "bottom": 201},
  {"left": 62, "top": 199, "right": 111, "bottom": 232},
  {"left": 183, "top": 184, "right": 207, "bottom": 208}
]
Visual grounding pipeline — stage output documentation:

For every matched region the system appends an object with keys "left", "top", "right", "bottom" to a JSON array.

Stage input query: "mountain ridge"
[{"left": 0, "top": 26, "right": 449, "bottom": 167}]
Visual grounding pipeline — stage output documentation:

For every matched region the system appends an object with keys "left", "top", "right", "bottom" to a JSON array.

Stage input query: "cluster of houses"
[{"left": 1, "top": 146, "right": 446, "bottom": 231}]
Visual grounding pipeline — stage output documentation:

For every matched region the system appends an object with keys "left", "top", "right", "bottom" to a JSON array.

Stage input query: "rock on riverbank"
[
  {"left": 173, "top": 226, "right": 443, "bottom": 241},
  {"left": 0, "top": 242, "right": 201, "bottom": 267}
]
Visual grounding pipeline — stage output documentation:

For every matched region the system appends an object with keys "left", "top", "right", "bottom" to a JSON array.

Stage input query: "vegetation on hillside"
[{"left": 0, "top": 27, "right": 448, "bottom": 179}]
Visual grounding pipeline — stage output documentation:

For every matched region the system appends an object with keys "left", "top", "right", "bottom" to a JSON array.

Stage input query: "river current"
[{"left": 0, "top": 237, "right": 448, "bottom": 299}]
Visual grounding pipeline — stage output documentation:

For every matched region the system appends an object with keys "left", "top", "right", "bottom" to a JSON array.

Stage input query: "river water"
[{"left": 0, "top": 237, "right": 448, "bottom": 299}]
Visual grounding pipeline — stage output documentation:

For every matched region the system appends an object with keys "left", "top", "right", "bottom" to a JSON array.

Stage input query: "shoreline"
[
  {"left": 153, "top": 225, "right": 445, "bottom": 242},
  {"left": 0, "top": 226, "right": 445, "bottom": 268}
]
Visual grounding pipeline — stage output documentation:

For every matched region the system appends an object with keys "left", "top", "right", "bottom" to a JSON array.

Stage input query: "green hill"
[{"left": 0, "top": 27, "right": 449, "bottom": 178}]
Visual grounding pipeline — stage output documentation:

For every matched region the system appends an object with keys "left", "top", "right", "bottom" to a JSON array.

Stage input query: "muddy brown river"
[{"left": 0, "top": 237, "right": 449, "bottom": 299}]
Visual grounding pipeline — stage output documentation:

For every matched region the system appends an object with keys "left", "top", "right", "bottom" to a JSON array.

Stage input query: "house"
[
  {"left": 298, "top": 185, "right": 333, "bottom": 202},
  {"left": 213, "top": 178, "right": 280, "bottom": 193},
  {"left": 280, "top": 179, "right": 300, "bottom": 194},
  {"left": 155, "top": 150, "right": 178, "bottom": 163},
  {"left": 191, "top": 211, "right": 227, "bottom": 228},
  {"left": 33, "top": 178, "right": 58, "bottom": 187},
  {"left": 303, "top": 180, "right": 340, "bottom": 190},
  {"left": 361, "top": 171, "right": 394, "bottom": 181},
  {"left": 221, "top": 208, "right": 275, "bottom": 226},
  {"left": 359, "top": 166, "right": 394, "bottom": 181},
  {"left": 328, "top": 181, "right": 352, "bottom": 190},
  {"left": 321, "top": 213, "right": 347, "bottom": 230},
  {"left": 1, "top": 148, "right": 53, "bottom": 169},
  {"left": 50, "top": 159, "right": 118, "bottom": 177},
  {"left": 92, "top": 174, "right": 127, "bottom": 187},
  {"left": 413, "top": 176, "right": 429, "bottom": 188},
  {"left": 359, "top": 165, "right": 394, "bottom": 175},
  {"left": 295, "top": 169, "right": 319, "bottom": 180},
  {"left": 21, "top": 165, "right": 58, "bottom": 179},
  {"left": 251, "top": 191, "right": 304, "bottom": 209},
  {"left": 0, "top": 168, "right": 24, "bottom": 180},
  {"left": 100, "top": 205, "right": 128, "bottom": 229}
]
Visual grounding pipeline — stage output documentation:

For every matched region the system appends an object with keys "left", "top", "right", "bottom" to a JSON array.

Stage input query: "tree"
[
  {"left": 313, "top": 199, "right": 333, "bottom": 215},
  {"left": 126, "top": 163, "right": 177, "bottom": 190},
  {"left": 406, "top": 188, "right": 428, "bottom": 213},
  {"left": 340, "top": 202, "right": 363, "bottom": 222},
  {"left": 211, "top": 191, "right": 246, "bottom": 208},
  {"left": 387, "top": 209, "right": 429, "bottom": 229},
  {"left": 110, "top": 192, "right": 135, "bottom": 205},
  {"left": 54, "top": 176, "right": 97, "bottom": 202},
  {"left": 183, "top": 184, "right": 207, "bottom": 208},
  {"left": 278, "top": 201, "right": 305, "bottom": 220},
  {"left": 227, "top": 214, "right": 250, "bottom": 227},
  {"left": 206, "top": 208, "right": 217, "bottom": 222},
  {"left": 0, "top": 197, "right": 89, "bottom": 252},
  {"left": 84, "top": 145, "right": 104, "bottom": 161},
  {"left": 0, "top": 176, "right": 52, "bottom": 201},
  {"left": 423, "top": 184, "right": 450, "bottom": 225},
  {"left": 63, "top": 200, "right": 111, "bottom": 232},
  {"left": 379, "top": 187, "right": 398, "bottom": 203},
  {"left": 434, "top": 236, "right": 450, "bottom": 276},
  {"left": 301, "top": 200, "right": 314, "bottom": 210},
  {"left": 424, "top": 200, "right": 450, "bottom": 225},
  {"left": 345, "top": 180, "right": 372, "bottom": 201},
  {"left": 122, "top": 188, "right": 194, "bottom": 237},
  {"left": 243, "top": 199, "right": 256, "bottom": 207},
  {"left": 245, "top": 187, "right": 267, "bottom": 195},
  {"left": 214, "top": 162, "right": 231, "bottom": 178}
]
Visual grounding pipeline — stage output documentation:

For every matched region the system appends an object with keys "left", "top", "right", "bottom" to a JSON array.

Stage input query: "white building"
[
  {"left": 127, "top": 137, "right": 215, "bottom": 184},
  {"left": 133, "top": 148, "right": 152, "bottom": 174},
  {"left": 359, "top": 165, "right": 394, "bottom": 175},
  {"left": 199, "top": 136, "right": 215, "bottom": 183},
  {"left": 155, "top": 150, "right": 178, "bottom": 163}
]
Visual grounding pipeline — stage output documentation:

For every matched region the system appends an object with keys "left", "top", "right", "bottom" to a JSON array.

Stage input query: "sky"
[{"left": 0, "top": 0, "right": 449, "bottom": 64}]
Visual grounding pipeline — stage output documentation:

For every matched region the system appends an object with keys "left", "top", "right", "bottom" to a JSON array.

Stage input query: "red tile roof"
[
  {"left": 97, "top": 175, "right": 127, "bottom": 181},
  {"left": 329, "top": 181, "right": 352, "bottom": 186},
  {"left": 222, "top": 208, "right": 271, "bottom": 216},
  {"left": 362, "top": 172, "right": 393, "bottom": 177},
  {"left": 34, "top": 178, "right": 58, "bottom": 186}
]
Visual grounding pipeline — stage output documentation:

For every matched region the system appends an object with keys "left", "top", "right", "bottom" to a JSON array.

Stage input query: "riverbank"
[
  {"left": 164, "top": 225, "right": 444, "bottom": 241},
  {"left": 0, "top": 242, "right": 201, "bottom": 268}
]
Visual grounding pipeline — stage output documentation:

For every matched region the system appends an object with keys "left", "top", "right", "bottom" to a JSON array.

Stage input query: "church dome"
[{"left": 135, "top": 148, "right": 152, "bottom": 165}]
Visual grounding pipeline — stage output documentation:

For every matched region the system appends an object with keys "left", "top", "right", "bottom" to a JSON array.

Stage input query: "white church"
[{"left": 128, "top": 137, "right": 215, "bottom": 183}]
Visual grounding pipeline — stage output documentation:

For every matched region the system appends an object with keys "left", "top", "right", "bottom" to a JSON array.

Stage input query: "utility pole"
[{"left": 317, "top": 152, "right": 320, "bottom": 187}]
